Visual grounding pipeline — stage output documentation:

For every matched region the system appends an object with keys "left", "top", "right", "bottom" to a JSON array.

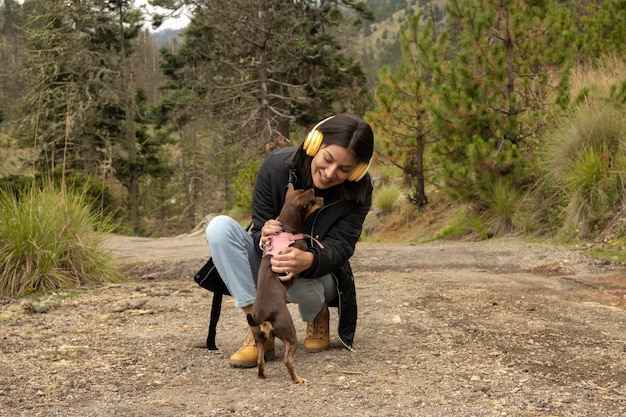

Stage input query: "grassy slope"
[{"left": 364, "top": 188, "right": 467, "bottom": 243}]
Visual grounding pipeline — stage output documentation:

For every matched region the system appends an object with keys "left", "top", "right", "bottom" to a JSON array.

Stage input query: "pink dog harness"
[{"left": 263, "top": 232, "right": 324, "bottom": 256}]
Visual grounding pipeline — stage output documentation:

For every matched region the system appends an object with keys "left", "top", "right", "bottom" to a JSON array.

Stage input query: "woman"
[{"left": 205, "top": 113, "right": 374, "bottom": 368}]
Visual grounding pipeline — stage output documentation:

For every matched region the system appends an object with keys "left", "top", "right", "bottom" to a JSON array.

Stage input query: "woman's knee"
[
  {"left": 206, "top": 215, "right": 238, "bottom": 246},
  {"left": 288, "top": 278, "right": 325, "bottom": 306}
]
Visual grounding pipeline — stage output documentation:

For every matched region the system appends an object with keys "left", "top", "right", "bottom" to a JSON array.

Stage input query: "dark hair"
[
  {"left": 288, "top": 114, "right": 374, "bottom": 204},
  {"left": 317, "top": 114, "right": 374, "bottom": 166}
]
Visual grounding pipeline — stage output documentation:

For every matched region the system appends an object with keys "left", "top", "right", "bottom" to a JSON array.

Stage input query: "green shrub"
[
  {"left": 537, "top": 104, "right": 626, "bottom": 239},
  {"left": 433, "top": 206, "right": 482, "bottom": 240},
  {"left": 480, "top": 177, "right": 521, "bottom": 237},
  {"left": 232, "top": 160, "right": 261, "bottom": 214},
  {"left": 373, "top": 184, "right": 401, "bottom": 214},
  {"left": 562, "top": 145, "right": 626, "bottom": 237},
  {"left": 0, "top": 187, "right": 124, "bottom": 297},
  {"left": 0, "top": 169, "right": 120, "bottom": 220}
]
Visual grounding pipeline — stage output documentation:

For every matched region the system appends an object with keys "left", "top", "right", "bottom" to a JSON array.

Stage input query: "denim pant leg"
[
  {"left": 287, "top": 274, "right": 337, "bottom": 322},
  {"left": 205, "top": 215, "right": 261, "bottom": 308}
]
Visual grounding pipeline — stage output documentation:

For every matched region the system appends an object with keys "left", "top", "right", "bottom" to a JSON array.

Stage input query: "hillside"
[
  {"left": 151, "top": 28, "right": 183, "bottom": 46},
  {"left": 147, "top": 1, "right": 439, "bottom": 86},
  {"left": 357, "top": 0, "right": 445, "bottom": 84}
]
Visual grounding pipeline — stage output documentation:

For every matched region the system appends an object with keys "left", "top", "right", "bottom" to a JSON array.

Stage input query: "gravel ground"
[{"left": 1, "top": 234, "right": 625, "bottom": 417}]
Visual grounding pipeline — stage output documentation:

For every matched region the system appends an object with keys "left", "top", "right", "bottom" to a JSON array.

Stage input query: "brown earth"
[{"left": 1, "top": 232, "right": 625, "bottom": 417}]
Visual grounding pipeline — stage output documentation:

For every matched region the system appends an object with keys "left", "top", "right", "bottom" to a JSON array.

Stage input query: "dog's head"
[{"left": 284, "top": 183, "right": 324, "bottom": 222}]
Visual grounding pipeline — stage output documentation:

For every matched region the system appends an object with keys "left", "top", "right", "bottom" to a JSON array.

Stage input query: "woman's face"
[{"left": 311, "top": 144, "right": 358, "bottom": 189}]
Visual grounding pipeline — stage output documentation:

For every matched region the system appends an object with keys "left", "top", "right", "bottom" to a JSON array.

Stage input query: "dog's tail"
[
  {"left": 247, "top": 313, "right": 262, "bottom": 327},
  {"left": 247, "top": 315, "right": 273, "bottom": 339}
]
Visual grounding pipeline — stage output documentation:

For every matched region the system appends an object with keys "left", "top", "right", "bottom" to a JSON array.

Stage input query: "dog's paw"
[{"left": 293, "top": 376, "right": 306, "bottom": 384}]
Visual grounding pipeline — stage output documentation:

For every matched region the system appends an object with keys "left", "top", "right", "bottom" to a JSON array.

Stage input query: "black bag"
[
  {"left": 194, "top": 257, "right": 230, "bottom": 350},
  {"left": 194, "top": 256, "right": 231, "bottom": 295},
  {"left": 194, "top": 222, "right": 251, "bottom": 351}
]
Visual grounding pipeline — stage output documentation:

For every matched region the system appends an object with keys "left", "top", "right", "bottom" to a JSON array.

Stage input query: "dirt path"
[{"left": 1, "top": 235, "right": 625, "bottom": 416}]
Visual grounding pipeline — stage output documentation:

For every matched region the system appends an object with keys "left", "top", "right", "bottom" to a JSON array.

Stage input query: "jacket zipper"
[{"left": 309, "top": 199, "right": 341, "bottom": 243}]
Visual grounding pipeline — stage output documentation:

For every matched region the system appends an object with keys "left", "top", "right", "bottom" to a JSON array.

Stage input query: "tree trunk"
[
  {"left": 254, "top": 1, "right": 271, "bottom": 144},
  {"left": 118, "top": 4, "right": 140, "bottom": 234}
]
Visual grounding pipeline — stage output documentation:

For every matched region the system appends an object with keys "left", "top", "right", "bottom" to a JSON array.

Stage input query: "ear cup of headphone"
[
  {"left": 303, "top": 116, "right": 334, "bottom": 156},
  {"left": 304, "top": 129, "right": 324, "bottom": 156},
  {"left": 348, "top": 158, "right": 372, "bottom": 182}
]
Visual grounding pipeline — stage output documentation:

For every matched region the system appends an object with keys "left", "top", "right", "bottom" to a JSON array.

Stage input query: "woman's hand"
[
  {"left": 270, "top": 247, "right": 314, "bottom": 281},
  {"left": 260, "top": 219, "right": 282, "bottom": 249}
]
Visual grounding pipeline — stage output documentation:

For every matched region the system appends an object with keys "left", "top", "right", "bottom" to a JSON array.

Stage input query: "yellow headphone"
[{"left": 303, "top": 116, "right": 371, "bottom": 182}]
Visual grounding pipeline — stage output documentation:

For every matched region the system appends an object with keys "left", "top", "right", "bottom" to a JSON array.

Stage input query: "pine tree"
[
  {"left": 579, "top": 0, "right": 626, "bottom": 61},
  {"left": 427, "top": 0, "right": 576, "bottom": 210},
  {"left": 368, "top": 13, "right": 443, "bottom": 207},
  {"left": 154, "top": 0, "right": 373, "bottom": 142},
  {"left": 152, "top": 0, "right": 374, "bottom": 222},
  {"left": 20, "top": 0, "right": 168, "bottom": 234},
  {"left": 20, "top": 0, "right": 136, "bottom": 175}
]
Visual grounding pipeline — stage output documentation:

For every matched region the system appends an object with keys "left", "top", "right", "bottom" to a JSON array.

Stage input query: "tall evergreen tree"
[
  {"left": 368, "top": 13, "right": 443, "bottom": 207},
  {"left": 19, "top": 0, "right": 137, "bottom": 175},
  {"left": 20, "top": 0, "right": 104, "bottom": 173},
  {"left": 154, "top": 0, "right": 373, "bottom": 142},
  {"left": 152, "top": 0, "right": 374, "bottom": 222},
  {"left": 427, "top": 0, "right": 576, "bottom": 210},
  {"left": 19, "top": 0, "right": 169, "bottom": 234},
  {"left": 155, "top": 20, "right": 238, "bottom": 223}
]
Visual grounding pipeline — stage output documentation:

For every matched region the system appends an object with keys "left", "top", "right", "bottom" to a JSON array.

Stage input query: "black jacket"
[{"left": 250, "top": 147, "right": 372, "bottom": 349}]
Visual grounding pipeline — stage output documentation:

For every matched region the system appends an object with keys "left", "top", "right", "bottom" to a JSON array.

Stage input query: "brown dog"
[{"left": 247, "top": 183, "right": 324, "bottom": 383}]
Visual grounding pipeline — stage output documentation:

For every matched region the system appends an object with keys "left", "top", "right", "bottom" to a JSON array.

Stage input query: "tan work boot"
[
  {"left": 229, "top": 330, "right": 275, "bottom": 368},
  {"left": 304, "top": 304, "right": 330, "bottom": 352}
]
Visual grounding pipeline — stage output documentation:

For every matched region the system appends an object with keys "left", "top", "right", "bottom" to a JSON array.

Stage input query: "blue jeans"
[{"left": 205, "top": 215, "right": 337, "bottom": 322}]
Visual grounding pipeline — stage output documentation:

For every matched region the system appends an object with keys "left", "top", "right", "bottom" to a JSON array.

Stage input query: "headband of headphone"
[{"left": 303, "top": 116, "right": 371, "bottom": 182}]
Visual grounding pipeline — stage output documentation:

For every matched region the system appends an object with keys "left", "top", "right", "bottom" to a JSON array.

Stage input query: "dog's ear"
[
  {"left": 284, "top": 183, "right": 295, "bottom": 201},
  {"left": 293, "top": 188, "right": 313, "bottom": 204},
  {"left": 303, "top": 195, "right": 324, "bottom": 220},
  {"left": 292, "top": 189, "right": 310, "bottom": 209}
]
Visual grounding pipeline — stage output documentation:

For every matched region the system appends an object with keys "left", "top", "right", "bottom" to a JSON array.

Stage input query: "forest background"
[{"left": 0, "top": 0, "right": 625, "bottom": 295}]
